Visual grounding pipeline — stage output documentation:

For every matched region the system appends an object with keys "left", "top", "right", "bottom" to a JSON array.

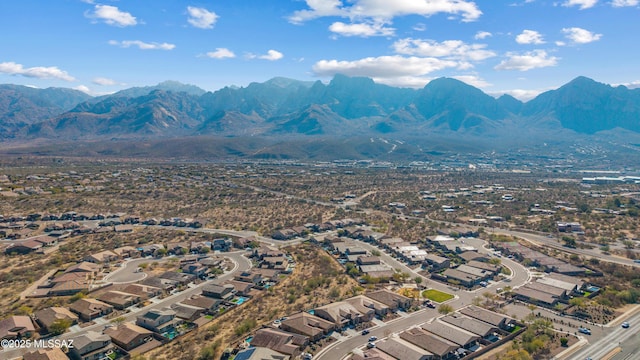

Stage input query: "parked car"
[
  {"left": 578, "top": 327, "right": 591, "bottom": 335},
  {"left": 367, "top": 342, "right": 376, "bottom": 349},
  {"left": 361, "top": 329, "right": 370, "bottom": 335},
  {"left": 368, "top": 336, "right": 378, "bottom": 342},
  {"left": 622, "top": 322, "right": 630, "bottom": 328}
]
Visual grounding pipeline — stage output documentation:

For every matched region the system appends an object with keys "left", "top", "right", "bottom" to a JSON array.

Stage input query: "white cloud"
[
  {"left": 86, "top": 4, "right": 137, "bottom": 27},
  {"left": 312, "top": 55, "right": 458, "bottom": 79},
  {"left": 0, "top": 61, "right": 75, "bottom": 81},
  {"left": 258, "top": 50, "right": 284, "bottom": 61},
  {"left": 206, "top": 48, "right": 236, "bottom": 59},
  {"left": 187, "top": 6, "right": 219, "bottom": 29},
  {"left": 562, "top": 0, "right": 598, "bottom": 9},
  {"left": 329, "top": 21, "right": 395, "bottom": 37},
  {"left": 452, "top": 75, "right": 492, "bottom": 88},
  {"left": 413, "top": 23, "right": 427, "bottom": 31},
  {"left": 612, "top": 0, "right": 638, "bottom": 6},
  {"left": 393, "top": 38, "right": 496, "bottom": 61},
  {"left": 516, "top": 30, "right": 545, "bottom": 44},
  {"left": 555, "top": 41, "right": 567, "bottom": 46},
  {"left": 612, "top": 80, "right": 640, "bottom": 89},
  {"left": 474, "top": 31, "right": 492, "bottom": 40},
  {"left": 491, "top": 89, "right": 543, "bottom": 101},
  {"left": 92, "top": 77, "right": 117, "bottom": 86},
  {"left": 494, "top": 50, "right": 559, "bottom": 71},
  {"left": 73, "top": 85, "right": 91, "bottom": 94},
  {"left": 289, "top": 0, "right": 482, "bottom": 24},
  {"left": 109, "top": 40, "right": 176, "bottom": 50},
  {"left": 562, "top": 27, "right": 602, "bottom": 43}
]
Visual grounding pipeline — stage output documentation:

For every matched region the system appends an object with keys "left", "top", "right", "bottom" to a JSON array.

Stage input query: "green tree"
[
  {"left": 438, "top": 304, "right": 453, "bottom": 315},
  {"left": 49, "top": 318, "right": 72, "bottom": 335},
  {"left": 562, "top": 236, "right": 576, "bottom": 248}
]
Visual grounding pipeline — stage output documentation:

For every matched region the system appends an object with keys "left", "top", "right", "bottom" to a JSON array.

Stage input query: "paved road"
[
  {"left": 568, "top": 308, "right": 640, "bottom": 360},
  {"left": 103, "top": 257, "right": 165, "bottom": 284},
  {"left": 1, "top": 251, "right": 251, "bottom": 360}
]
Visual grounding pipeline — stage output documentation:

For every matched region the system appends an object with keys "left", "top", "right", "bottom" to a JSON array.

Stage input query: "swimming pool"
[{"left": 232, "top": 296, "right": 249, "bottom": 305}]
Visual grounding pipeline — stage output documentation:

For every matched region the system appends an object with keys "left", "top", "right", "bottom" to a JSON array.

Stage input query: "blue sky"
[{"left": 0, "top": 0, "right": 638, "bottom": 100}]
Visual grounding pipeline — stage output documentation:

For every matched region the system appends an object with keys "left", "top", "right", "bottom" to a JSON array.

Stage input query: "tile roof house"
[
  {"left": 104, "top": 322, "right": 153, "bottom": 351},
  {"left": 96, "top": 291, "right": 140, "bottom": 310},
  {"left": 202, "top": 284, "right": 235, "bottom": 300},
  {"left": 250, "top": 328, "right": 308, "bottom": 358},
  {"left": 65, "top": 262, "right": 100, "bottom": 275},
  {"left": 0, "top": 315, "right": 35, "bottom": 340},
  {"left": 375, "top": 338, "right": 434, "bottom": 360},
  {"left": 120, "top": 283, "right": 163, "bottom": 300},
  {"left": 83, "top": 250, "right": 118, "bottom": 264},
  {"left": 234, "top": 346, "right": 290, "bottom": 360},
  {"left": 314, "top": 301, "right": 371, "bottom": 327},
  {"left": 180, "top": 295, "right": 221, "bottom": 313},
  {"left": 344, "top": 295, "right": 390, "bottom": 317},
  {"left": 22, "top": 348, "right": 69, "bottom": 360},
  {"left": 171, "top": 303, "right": 205, "bottom": 322},
  {"left": 399, "top": 327, "right": 458, "bottom": 359},
  {"left": 279, "top": 312, "right": 336, "bottom": 342},
  {"left": 441, "top": 314, "right": 498, "bottom": 339},
  {"left": 67, "top": 330, "right": 114, "bottom": 360},
  {"left": 34, "top": 307, "right": 79, "bottom": 334},
  {"left": 422, "top": 321, "right": 479, "bottom": 349},
  {"left": 351, "top": 348, "right": 397, "bottom": 360},
  {"left": 69, "top": 298, "right": 114, "bottom": 321},
  {"left": 459, "top": 306, "right": 515, "bottom": 331},
  {"left": 364, "top": 290, "right": 413, "bottom": 311}
]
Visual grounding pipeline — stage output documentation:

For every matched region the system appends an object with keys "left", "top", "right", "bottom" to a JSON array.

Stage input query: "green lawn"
[{"left": 422, "top": 289, "right": 454, "bottom": 303}]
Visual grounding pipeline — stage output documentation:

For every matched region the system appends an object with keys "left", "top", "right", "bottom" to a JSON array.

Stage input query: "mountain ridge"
[{"left": 2, "top": 75, "right": 640, "bottom": 148}]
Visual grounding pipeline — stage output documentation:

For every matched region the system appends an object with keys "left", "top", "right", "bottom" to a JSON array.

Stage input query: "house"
[
  {"left": 212, "top": 238, "right": 232, "bottom": 251},
  {"left": 84, "top": 250, "right": 118, "bottom": 264},
  {"left": 399, "top": 327, "right": 458, "bottom": 359},
  {"left": 180, "top": 295, "right": 221, "bottom": 314},
  {"left": 139, "top": 277, "right": 178, "bottom": 292},
  {"left": 65, "top": 262, "right": 100, "bottom": 275},
  {"left": 345, "top": 295, "right": 390, "bottom": 317},
  {"left": 224, "top": 280, "right": 253, "bottom": 297},
  {"left": 234, "top": 347, "right": 290, "bottom": 360},
  {"left": 375, "top": 338, "right": 434, "bottom": 360},
  {"left": 557, "top": 222, "right": 582, "bottom": 233},
  {"left": 441, "top": 314, "right": 499, "bottom": 340},
  {"left": 158, "top": 271, "right": 195, "bottom": 286},
  {"left": 0, "top": 315, "right": 35, "bottom": 340},
  {"left": 202, "top": 284, "right": 235, "bottom": 300},
  {"left": 523, "top": 281, "right": 568, "bottom": 300},
  {"left": 181, "top": 263, "right": 208, "bottom": 277},
  {"left": 97, "top": 291, "right": 140, "bottom": 310},
  {"left": 136, "top": 308, "right": 180, "bottom": 333},
  {"left": 22, "top": 348, "right": 69, "bottom": 360},
  {"left": 171, "top": 303, "right": 205, "bottom": 322},
  {"left": 466, "top": 260, "right": 501, "bottom": 275},
  {"left": 235, "top": 270, "right": 262, "bottom": 285},
  {"left": 513, "top": 287, "right": 558, "bottom": 307},
  {"left": 272, "top": 229, "right": 298, "bottom": 240},
  {"left": 364, "top": 290, "right": 413, "bottom": 312},
  {"left": 113, "top": 246, "right": 140, "bottom": 259},
  {"left": 250, "top": 328, "right": 308, "bottom": 358},
  {"left": 120, "top": 283, "right": 163, "bottom": 300},
  {"left": 138, "top": 244, "right": 164, "bottom": 257},
  {"left": 459, "top": 306, "right": 516, "bottom": 331},
  {"left": 34, "top": 307, "right": 78, "bottom": 334},
  {"left": 69, "top": 298, "right": 114, "bottom": 321},
  {"left": 104, "top": 322, "right": 153, "bottom": 351},
  {"left": 279, "top": 312, "right": 336, "bottom": 342},
  {"left": 4, "top": 239, "right": 43, "bottom": 254},
  {"left": 356, "top": 256, "right": 381, "bottom": 265},
  {"left": 458, "top": 252, "right": 489, "bottom": 263},
  {"left": 48, "top": 279, "right": 90, "bottom": 296},
  {"left": 67, "top": 330, "right": 114, "bottom": 360},
  {"left": 422, "top": 321, "right": 479, "bottom": 349},
  {"left": 441, "top": 268, "right": 481, "bottom": 288},
  {"left": 423, "top": 254, "right": 450, "bottom": 271},
  {"left": 314, "top": 301, "right": 371, "bottom": 327}
]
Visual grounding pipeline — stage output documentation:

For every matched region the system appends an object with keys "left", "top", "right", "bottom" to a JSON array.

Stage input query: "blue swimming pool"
[{"left": 232, "top": 296, "right": 249, "bottom": 305}]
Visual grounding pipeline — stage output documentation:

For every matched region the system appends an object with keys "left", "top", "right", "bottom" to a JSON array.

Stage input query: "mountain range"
[{"left": 1, "top": 75, "right": 640, "bottom": 160}]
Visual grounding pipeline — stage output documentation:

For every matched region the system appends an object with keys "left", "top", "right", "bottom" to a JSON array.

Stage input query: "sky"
[{"left": 0, "top": 0, "right": 639, "bottom": 100}]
